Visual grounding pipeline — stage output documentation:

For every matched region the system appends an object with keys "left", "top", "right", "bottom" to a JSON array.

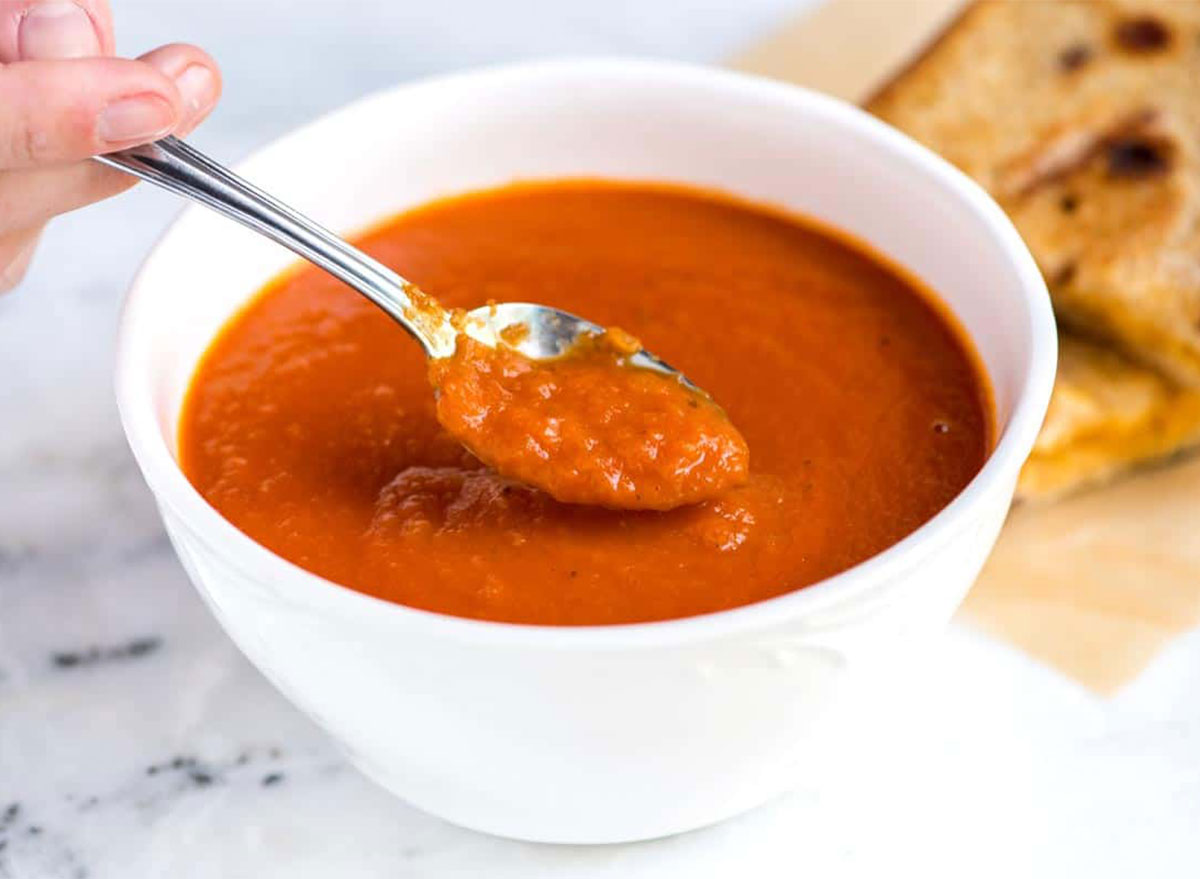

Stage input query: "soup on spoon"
[{"left": 430, "top": 326, "right": 749, "bottom": 511}]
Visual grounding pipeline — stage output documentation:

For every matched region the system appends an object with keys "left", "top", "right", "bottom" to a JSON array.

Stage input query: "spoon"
[{"left": 97, "top": 136, "right": 691, "bottom": 382}]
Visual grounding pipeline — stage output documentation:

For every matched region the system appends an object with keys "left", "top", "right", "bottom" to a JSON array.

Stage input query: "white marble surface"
[{"left": 2, "top": 1, "right": 1199, "bottom": 876}]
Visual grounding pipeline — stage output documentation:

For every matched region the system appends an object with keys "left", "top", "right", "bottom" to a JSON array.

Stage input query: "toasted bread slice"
[
  {"left": 868, "top": 0, "right": 1200, "bottom": 386},
  {"left": 1018, "top": 333, "right": 1200, "bottom": 500}
]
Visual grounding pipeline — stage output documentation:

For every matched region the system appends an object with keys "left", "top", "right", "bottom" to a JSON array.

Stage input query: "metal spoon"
[{"left": 98, "top": 136, "right": 690, "bottom": 382}]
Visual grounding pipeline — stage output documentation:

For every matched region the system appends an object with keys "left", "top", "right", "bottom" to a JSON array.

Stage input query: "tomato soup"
[{"left": 179, "top": 182, "right": 991, "bottom": 625}]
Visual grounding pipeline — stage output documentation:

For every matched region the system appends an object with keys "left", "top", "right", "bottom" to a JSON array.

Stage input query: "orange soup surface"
[{"left": 180, "top": 182, "right": 991, "bottom": 625}]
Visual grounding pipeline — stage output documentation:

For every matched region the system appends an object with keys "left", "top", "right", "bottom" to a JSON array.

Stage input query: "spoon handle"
[{"left": 96, "top": 136, "right": 453, "bottom": 356}]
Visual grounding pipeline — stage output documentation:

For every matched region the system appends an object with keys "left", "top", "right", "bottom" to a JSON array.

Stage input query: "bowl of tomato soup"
[{"left": 115, "top": 60, "right": 1055, "bottom": 843}]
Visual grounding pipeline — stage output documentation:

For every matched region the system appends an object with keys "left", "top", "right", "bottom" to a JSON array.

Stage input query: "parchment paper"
[{"left": 733, "top": 0, "right": 1200, "bottom": 693}]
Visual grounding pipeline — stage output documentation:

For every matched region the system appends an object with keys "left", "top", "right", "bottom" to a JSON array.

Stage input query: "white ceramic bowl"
[{"left": 115, "top": 59, "right": 1055, "bottom": 844}]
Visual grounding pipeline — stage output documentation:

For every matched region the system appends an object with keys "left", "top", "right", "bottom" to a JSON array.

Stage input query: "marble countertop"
[{"left": 2, "top": 1, "right": 1199, "bottom": 876}]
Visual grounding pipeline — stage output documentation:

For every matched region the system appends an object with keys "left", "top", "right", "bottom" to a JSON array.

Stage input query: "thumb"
[
  {"left": 0, "top": 56, "right": 185, "bottom": 168},
  {"left": 0, "top": 0, "right": 116, "bottom": 61}
]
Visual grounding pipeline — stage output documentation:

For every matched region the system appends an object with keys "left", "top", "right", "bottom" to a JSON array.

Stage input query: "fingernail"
[
  {"left": 19, "top": 1, "right": 100, "bottom": 60},
  {"left": 97, "top": 95, "right": 176, "bottom": 145},
  {"left": 174, "top": 64, "right": 217, "bottom": 115}
]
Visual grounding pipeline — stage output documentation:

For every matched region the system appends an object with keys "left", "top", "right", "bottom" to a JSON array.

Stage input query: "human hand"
[{"left": 0, "top": 0, "right": 221, "bottom": 291}]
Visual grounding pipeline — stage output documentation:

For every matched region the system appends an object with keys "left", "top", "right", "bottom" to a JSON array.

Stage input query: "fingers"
[
  {"left": 0, "top": 226, "right": 40, "bottom": 292},
  {"left": 136, "top": 42, "right": 221, "bottom": 125},
  {"left": 0, "top": 0, "right": 114, "bottom": 62},
  {"left": 0, "top": 56, "right": 184, "bottom": 167},
  {"left": 0, "top": 44, "right": 222, "bottom": 169},
  {"left": 0, "top": 1, "right": 113, "bottom": 293},
  {"left": 70, "top": 43, "right": 222, "bottom": 209},
  {"left": 0, "top": 5, "right": 221, "bottom": 296},
  {"left": 0, "top": 45, "right": 222, "bottom": 227}
]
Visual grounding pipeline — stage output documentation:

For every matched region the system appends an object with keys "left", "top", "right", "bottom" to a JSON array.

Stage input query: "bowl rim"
[{"left": 115, "top": 56, "right": 1057, "bottom": 650}]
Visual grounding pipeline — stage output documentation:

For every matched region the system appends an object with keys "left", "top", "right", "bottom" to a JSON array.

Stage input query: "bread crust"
[{"left": 868, "top": 0, "right": 1200, "bottom": 387}]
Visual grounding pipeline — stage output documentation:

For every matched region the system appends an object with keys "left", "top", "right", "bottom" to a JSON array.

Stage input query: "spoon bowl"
[{"left": 459, "top": 301, "right": 695, "bottom": 387}]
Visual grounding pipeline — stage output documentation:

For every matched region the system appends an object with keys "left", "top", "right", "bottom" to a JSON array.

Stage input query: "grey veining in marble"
[{"left": 3, "top": 2, "right": 1200, "bottom": 877}]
